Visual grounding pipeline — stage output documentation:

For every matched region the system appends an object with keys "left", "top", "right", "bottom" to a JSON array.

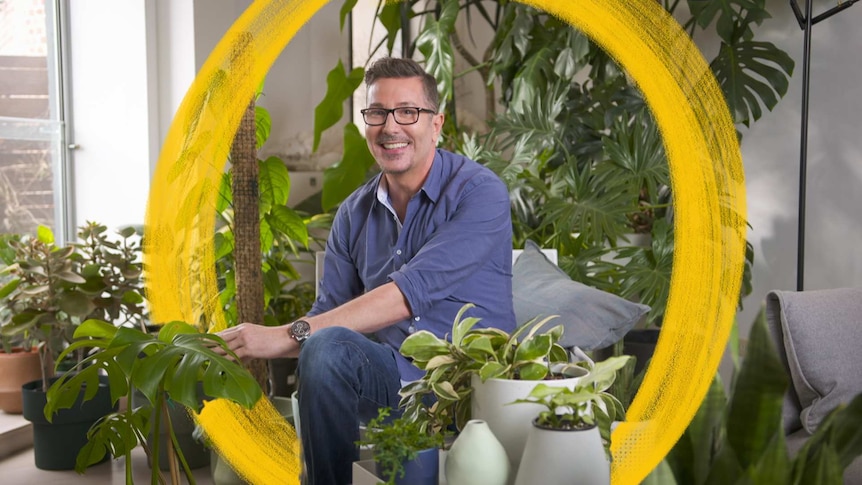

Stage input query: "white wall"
[
  {"left": 67, "top": 0, "right": 347, "bottom": 231},
  {"left": 736, "top": 0, "right": 862, "bottom": 336}
]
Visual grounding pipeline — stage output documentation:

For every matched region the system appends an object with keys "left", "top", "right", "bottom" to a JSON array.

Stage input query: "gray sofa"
[{"left": 765, "top": 288, "right": 862, "bottom": 483}]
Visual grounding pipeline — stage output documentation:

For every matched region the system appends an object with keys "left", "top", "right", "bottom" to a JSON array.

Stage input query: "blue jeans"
[{"left": 296, "top": 326, "right": 402, "bottom": 485}]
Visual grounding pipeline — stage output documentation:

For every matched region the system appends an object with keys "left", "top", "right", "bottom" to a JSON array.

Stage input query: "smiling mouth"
[{"left": 382, "top": 142, "right": 408, "bottom": 150}]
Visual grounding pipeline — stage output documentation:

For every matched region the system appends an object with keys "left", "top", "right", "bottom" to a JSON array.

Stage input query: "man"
[{"left": 218, "top": 56, "right": 515, "bottom": 484}]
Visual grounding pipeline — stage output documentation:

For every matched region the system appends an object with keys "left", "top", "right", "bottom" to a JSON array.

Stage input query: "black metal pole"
[
  {"left": 796, "top": 0, "right": 814, "bottom": 291},
  {"left": 789, "top": 0, "right": 860, "bottom": 291}
]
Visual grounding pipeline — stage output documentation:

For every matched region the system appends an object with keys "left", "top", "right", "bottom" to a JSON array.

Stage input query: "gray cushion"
[
  {"left": 765, "top": 288, "right": 862, "bottom": 433},
  {"left": 512, "top": 240, "right": 649, "bottom": 350}
]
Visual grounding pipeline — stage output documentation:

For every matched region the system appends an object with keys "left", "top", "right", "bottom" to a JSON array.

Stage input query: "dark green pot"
[{"left": 21, "top": 376, "right": 115, "bottom": 470}]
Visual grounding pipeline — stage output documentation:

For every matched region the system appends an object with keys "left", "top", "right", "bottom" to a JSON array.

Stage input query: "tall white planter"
[
  {"left": 470, "top": 366, "right": 587, "bottom": 471},
  {"left": 445, "top": 419, "right": 510, "bottom": 485},
  {"left": 515, "top": 421, "right": 609, "bottom": 485}
]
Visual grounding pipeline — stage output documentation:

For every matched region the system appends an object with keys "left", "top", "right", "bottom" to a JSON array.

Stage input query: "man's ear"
[{"left": 433, "top": 113, "right": 445, "bottom": 144}]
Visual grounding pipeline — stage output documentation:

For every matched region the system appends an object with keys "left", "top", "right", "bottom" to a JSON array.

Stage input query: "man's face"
[{"left": 365, "top": 77, "right": 443, "bottom": 178}]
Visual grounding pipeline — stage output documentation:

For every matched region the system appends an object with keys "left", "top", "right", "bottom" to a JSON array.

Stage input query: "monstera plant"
[{"left": 311, "top": 0, "right": 789, "bottom": 326}]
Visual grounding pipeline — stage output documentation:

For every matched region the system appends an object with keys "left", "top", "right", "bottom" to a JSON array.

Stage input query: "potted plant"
[
  {"left": 656, "top": 309, "right": 862, "bottom": 484},
  {"left": 0, "top": 333, "right": 41, "bottom": 414},
  {"left": 213, "top": 93, "right": 321, "bottom": 399},
  {"left": 0, "top": 232, "right": 42, "bottom": 413},
  {"left": 356, "top": 406, "right": 446, "bottom": 485},
  {"left": 399, "top": 303, "right": 588, "bottom": 468},
  {"left": 44, "top": 318, "right": 263, "bottom": 484},
  {"left": 0, "top": 222, "right": 146, "bottom": 389},
  {"left": 0, "top": 223, "right": 144, "bottom": 469},
  {"left": 511, "top": 354, "right": 632, "bottom": 485}
]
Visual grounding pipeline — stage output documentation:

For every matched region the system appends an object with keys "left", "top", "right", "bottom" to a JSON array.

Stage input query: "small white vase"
[
  {"left": 445, "top": 419, "right": 510, "bottom": 485},
  {"left": 514, "top": 421, "right": 609, "bottom": 485}
]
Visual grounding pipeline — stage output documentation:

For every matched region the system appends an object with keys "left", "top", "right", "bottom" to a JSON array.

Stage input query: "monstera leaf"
[
  {"left": 415, "top": 0, "right": 457, "bottom": 112},
  {"left": 711, "top": 40, "right": 795, "bottom": 126}
]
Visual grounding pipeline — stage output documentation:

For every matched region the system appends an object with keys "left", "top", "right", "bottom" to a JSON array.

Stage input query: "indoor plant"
[
  {"left": 0, "top": 232, "right": 41, "bottom": 412},
  {"left": 660, "top": 309, "right": 862, "bottom": 484},
  {"left": 0, "top": 222, "right": 146, "bottom": 390},
  {"left": 44, "top": 318, "right": 263, "bottom": 484},
  {"left": 356, "top": 406, "right": 446, "bottom": 485},
  {"left": 399, "top": 302, "right": 587, "bottom": 467},
  {"left": 511, "top": 354, "right": 632, "bottom": 485},
  {"left": 311, "top": 0, "right": 784, "bottom": 329},
  {"left": 214, "top": 90, "right": 322, "bottom": 397},
  {"left": 0, "top": 222, "right": 145, "bottom": 469}
]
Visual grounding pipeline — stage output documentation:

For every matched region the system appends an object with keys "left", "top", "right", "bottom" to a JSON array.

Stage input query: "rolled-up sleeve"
[{"left": 308, "top": 204, "right": 363, "bottom": 316}]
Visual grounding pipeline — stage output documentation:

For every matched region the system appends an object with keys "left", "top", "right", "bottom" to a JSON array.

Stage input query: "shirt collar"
[
  {"left": 373, "top": 149, "right": 444, "bottom": 205},
  {"left": 419, "top": 150, "right": 443, "bottom": 203}
]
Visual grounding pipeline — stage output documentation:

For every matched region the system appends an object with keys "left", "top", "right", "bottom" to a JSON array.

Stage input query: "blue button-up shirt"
[{"left": 309, "top": 149, "right": 516, "bottom": 381}]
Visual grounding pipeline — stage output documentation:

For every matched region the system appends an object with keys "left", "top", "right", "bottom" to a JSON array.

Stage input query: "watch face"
[{"left": 291, "top": 320, "right": 311, "bottom": 341}]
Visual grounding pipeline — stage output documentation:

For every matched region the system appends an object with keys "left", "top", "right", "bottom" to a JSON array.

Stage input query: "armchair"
[{"left": 765, "top": 287, "right": 862, "bottom": 483}]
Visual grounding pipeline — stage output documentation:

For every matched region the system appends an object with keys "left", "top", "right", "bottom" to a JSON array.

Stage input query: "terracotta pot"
[{"left": 0, "top": 347, "right": 42, "bottom": 414}]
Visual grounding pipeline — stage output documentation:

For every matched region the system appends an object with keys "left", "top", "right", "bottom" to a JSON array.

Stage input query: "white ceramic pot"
[
  {"left": 515, "top": 421, "right": 609, "bottom": 485},
  {"left": 445, "top": 419, "right": 510, "bottom": 485},
  {"left": 470, "top": 365, "right": 587, "bottom": 471}
]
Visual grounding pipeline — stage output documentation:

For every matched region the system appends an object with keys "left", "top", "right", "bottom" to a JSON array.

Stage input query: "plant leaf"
[
  {"left": 711, "top": 40, "right": 794, "bottom": 127},
  {"left": 725, "top": 308, "right": 788, "bottom": 469},
  {"left": 322, "top": 123, "right": 376, "bottom": 211},
  {"left": 312, "top": 59, "right": 364, "bottom": 152},
  {"left": 255, "top": 105, "right": 271, "bottom": 149},
  {"left": 400, "top": 330, "right": 450, "bottom": 363},
  {"left": 266, "top": 206, "right": 309, "bottom": 247},
  {"left": 258, "top": 156, "right": 291, "bottom": 211},
  {"left": 415, "top": 0, "right": 457, "bottom": 112}
]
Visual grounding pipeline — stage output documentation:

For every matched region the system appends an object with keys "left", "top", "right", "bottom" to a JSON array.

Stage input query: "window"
[{"left": 0, "top": 0, "right": 71, "bottom": 241}]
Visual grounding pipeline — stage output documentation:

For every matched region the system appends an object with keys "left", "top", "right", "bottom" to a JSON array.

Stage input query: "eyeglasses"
[{"left": 360, "top": 107, "right": 437, "bottom": 126}]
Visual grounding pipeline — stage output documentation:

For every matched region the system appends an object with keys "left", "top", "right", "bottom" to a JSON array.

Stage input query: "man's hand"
[{"left": 217, "top": 323, "right": 300, "bottom": 360}]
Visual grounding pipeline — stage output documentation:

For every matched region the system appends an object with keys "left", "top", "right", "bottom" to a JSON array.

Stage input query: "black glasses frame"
[{"left": 360, "top": 107, "right": 437, "bottom": 126}]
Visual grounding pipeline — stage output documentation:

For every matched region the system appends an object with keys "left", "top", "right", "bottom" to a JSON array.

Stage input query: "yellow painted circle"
[{"left": 145, "top": 0, "right": 746, "bottom": 483}]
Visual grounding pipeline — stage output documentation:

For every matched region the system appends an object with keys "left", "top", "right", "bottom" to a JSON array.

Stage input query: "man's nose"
[{"left": 380, "top": 112, "right": 402, "bottom": 131}]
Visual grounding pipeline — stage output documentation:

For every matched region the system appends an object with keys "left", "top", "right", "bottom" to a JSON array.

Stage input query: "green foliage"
[
  {"left": 664, "top": 310, "right": 862, "bottom": 484},
  {"left": 313, "top": 60, "right": 364, "bottom": 152},
  {"left": 0, "top": 222, "right": 146, "bottom": 389},
  {"left": 399, "top": 303, "right": 573, "bottom": 433},
  {"left": 321, "top": 123, "right": 376, "bottom": 212},
  {"left": 214, "top": 101, "right": 317, "bottom": 330},
  {"left": 44, "top": 319, "right": 262, "bottom": 481},
  {"left": 356, "top": 407, "right": 446, "bottom": 485},
  {"left": 312, "top": 0, "right": 786, "bottom": 327},
  {"left": 510, "top": 355, "right": 632, "bottom": 460}
]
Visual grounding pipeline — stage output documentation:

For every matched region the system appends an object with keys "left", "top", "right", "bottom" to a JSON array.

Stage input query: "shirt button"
[
  {"left": 414, "top": 316, "right": 420, "bottom": 321},
  {"left": 396, "top": 249, "right": 402, "bottom": 255}
]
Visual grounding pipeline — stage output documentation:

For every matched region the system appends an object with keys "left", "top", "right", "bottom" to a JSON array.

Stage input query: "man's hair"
[{"left": 364, "top": 57, "right": 439, "bottom": 111}]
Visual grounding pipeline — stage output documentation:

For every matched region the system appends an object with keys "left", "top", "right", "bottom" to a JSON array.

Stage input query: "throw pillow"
[
  {"left": 512, "top": 240, "right": 649, "bottom": 350},
  {"left": 766, "top": 288, "right": 862, "bottom": 433}
]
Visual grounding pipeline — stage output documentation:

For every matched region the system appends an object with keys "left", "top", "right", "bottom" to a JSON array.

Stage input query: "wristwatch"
[{"left": 288, "top": 319, "right": 312, "bottom": 344}]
